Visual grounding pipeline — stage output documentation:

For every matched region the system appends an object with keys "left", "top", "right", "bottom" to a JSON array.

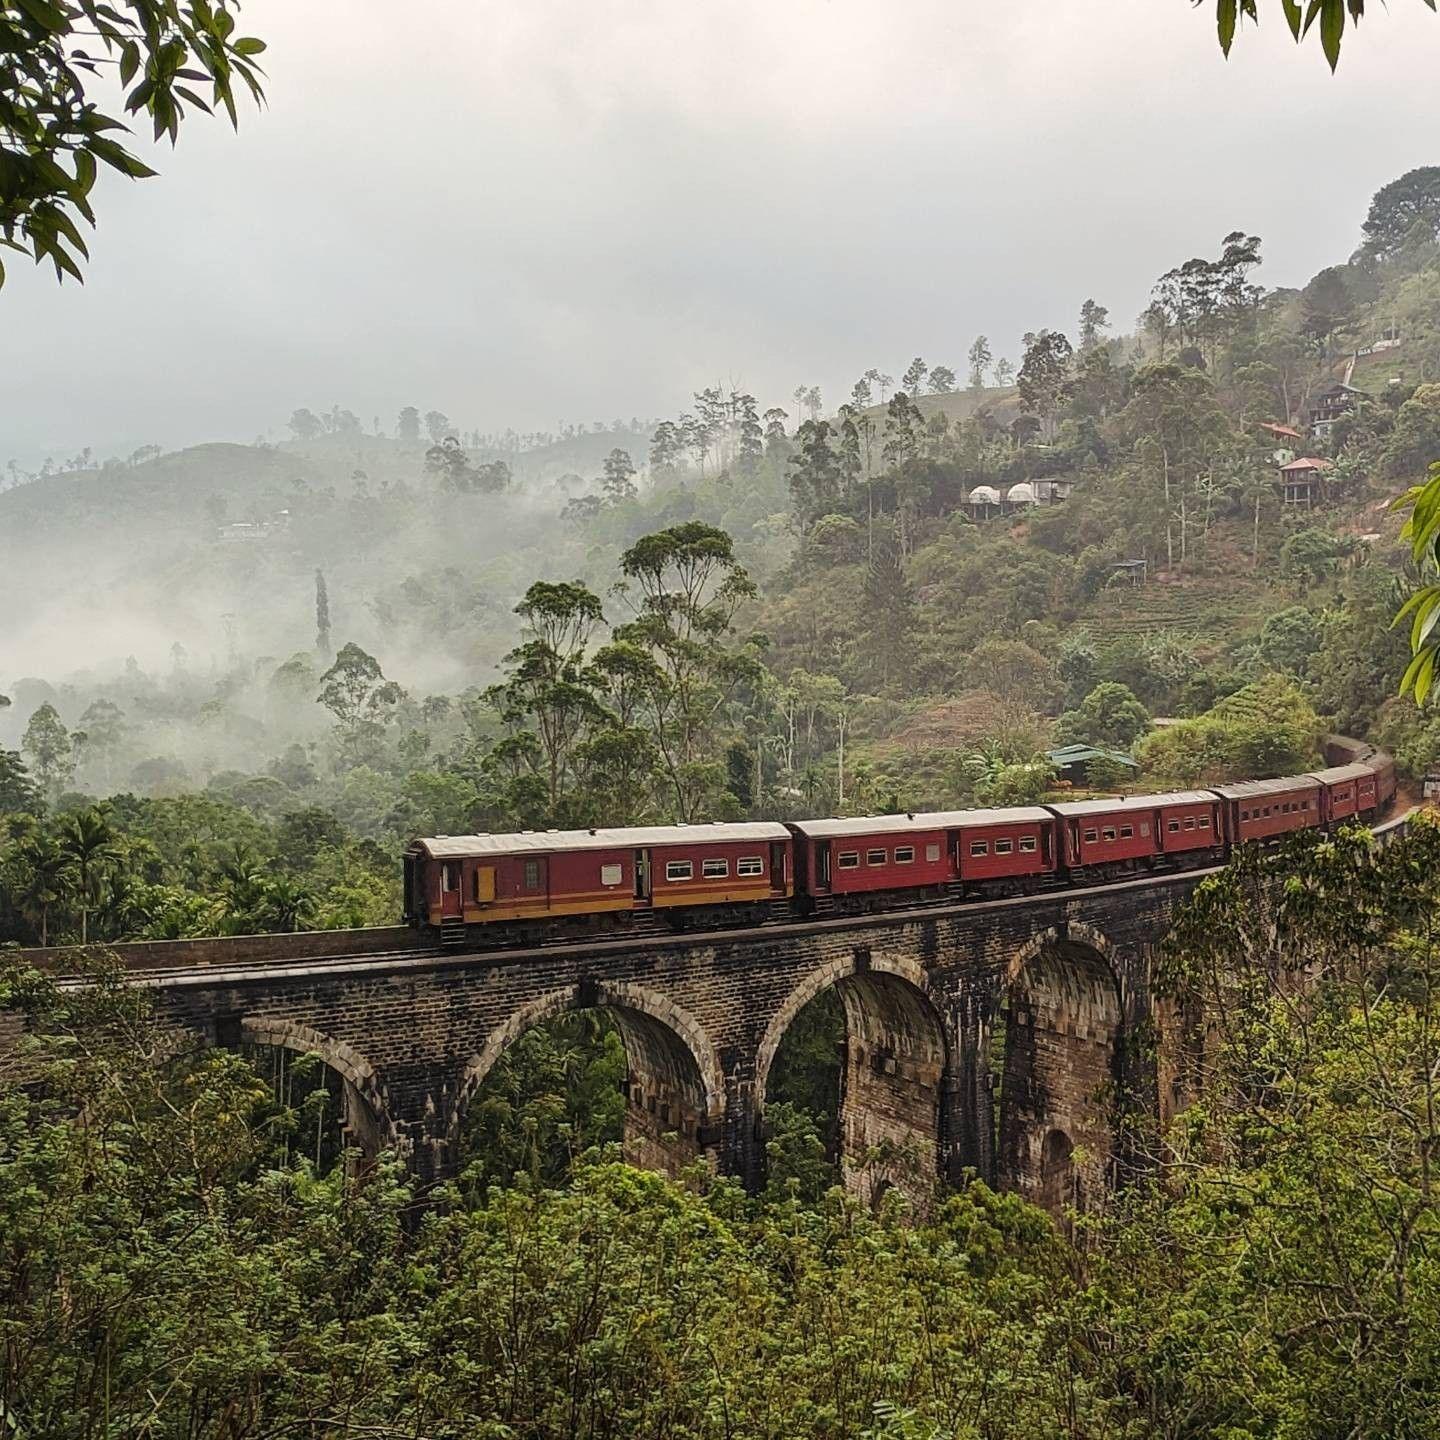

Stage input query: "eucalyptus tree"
[{"left": 613, "top": 523, "right": 761, "bottom": 821}]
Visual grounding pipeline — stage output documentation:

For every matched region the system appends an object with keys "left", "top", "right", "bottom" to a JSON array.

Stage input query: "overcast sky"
[{"left": 5, "top": 0, "right": 1439, "bottom": 467}]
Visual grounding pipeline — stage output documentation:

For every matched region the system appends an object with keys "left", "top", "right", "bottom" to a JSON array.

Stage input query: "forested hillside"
[
  {"left": 6, "top": 168, "right": 1440, "bottom": 956},
  {"left": 2, "top": 169, "right": 1438, "bottom": 951}
]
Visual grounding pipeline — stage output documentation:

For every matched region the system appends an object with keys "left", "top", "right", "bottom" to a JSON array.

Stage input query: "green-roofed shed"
[{"left": 1046, "top": 745, "right": 1140, "bottom": 785}]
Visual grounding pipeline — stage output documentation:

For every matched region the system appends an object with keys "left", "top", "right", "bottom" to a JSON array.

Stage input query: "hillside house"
[
  {"left": 1278, "top": 456, "right": 1332, "bottom": 507},
  {"left": 1257, "top": 421, "right": 1301, "bottom": 465},
  {"left": 1305, "top": 381, "right": 1364, "bottom": 440}
]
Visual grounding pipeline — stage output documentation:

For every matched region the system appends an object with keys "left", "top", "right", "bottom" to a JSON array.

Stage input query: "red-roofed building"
[{"left": 1278, "top": 456, "right": 1332, "bottom": 507}]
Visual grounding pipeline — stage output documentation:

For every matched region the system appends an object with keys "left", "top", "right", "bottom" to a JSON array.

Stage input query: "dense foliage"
[{"left": 6, "top": 818, "right": 1440, "bottom": 1436}]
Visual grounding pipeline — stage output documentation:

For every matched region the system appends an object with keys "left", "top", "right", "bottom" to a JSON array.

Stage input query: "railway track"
[{"left": 37, "top": 803, "right": 1418, "bottom": 991}]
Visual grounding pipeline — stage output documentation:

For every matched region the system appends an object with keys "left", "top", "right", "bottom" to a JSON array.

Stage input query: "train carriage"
[
  {"left": 1211, "top": 775, "right": 1323, "bottom": 845},
  {"left": 1152, "top": 791, "right": 1226, "bottom": 856},
  {"left": 1047, "top": 798, "right": 1160, "bottom": 875},
  {"left": 950, "top": 807, "right": 1058, "bottom": 886},
  {"left": 406, "top": 822, "right": 792, "bottom": 944},
  {"left": 1309, "top": 762, "right": 1374, "bottom": 824},
  {"left": 789, "top": 807, "right": 1056, "bottom": 910}
]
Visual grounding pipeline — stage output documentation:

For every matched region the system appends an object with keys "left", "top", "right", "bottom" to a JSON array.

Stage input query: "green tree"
[
  {"left": 1106, "top": 820, "right": 1440, "bottom": 1435},
  {"left": 1279, "top": 525, "right": 1348, "bottom": 590},
  {"left": 314, "top": 569, "right": 331, "bottom": 659},
  {"left": 21, "top": 702, "right": 72, "bottom": 800},
  {"left": 601, "top": 447, "right": 638, "bottom": 505},
  {"left": 10, "top": 831, "right": 72, "bottom": 944},
  {"left": 458, "top": 1011, "right": 626, "bottom": 1194},
  {"left": 787, "top": 419, "right": 841, "bottom": 534},
  {"left": 0, "top": 749, "right": 39, "bottom": 814},
  {"left": 58, "top": 805, "right": 118, "bottom": 944},
  {"left": 928, "top": 364, "right": 957, "bottom": 394},
  {"left": 316, "top": 643, "right": 406, "bottom": 767},
  {"left": 967, "top": 335, "right": 992, "bottom": 391},
  {"left": 1383, "top": 384, "right": 1440, "bottom": 478},
  {"left": 901, "top": 356, "right": 928, "bottom": 396},
  {"left": 1056, "top": 682, "right": 1151, "bottom": 748},
  {"left": 1077, "top": 297, "right": 1110, "bottom": 351},
  {"left": 1256, "top": 604, "right": 1323, "bottom": 675},
  {"left": 1361, "top": 164, "right": 1440, "bottom": 259},
  {"left": 397, "top": 405, "right": 421, "bottom": 443},
  {"left": 485, "top": 580, "right": 609, "bottom": 821},
  {"left": 858, "top": 524, "right": 915, "bottom": 692},
  {"left": 75, "top": 698, "right": 126, "bottom": 789},
  {"left": 1016, "top": 329, "right": 1073, "bottom": 441},
  {"left": 614, "top": 523, "right": 760, "bottom": 821}
]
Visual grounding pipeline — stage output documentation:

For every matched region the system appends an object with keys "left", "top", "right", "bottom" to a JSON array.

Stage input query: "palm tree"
[
  {"left": 58, "top": 806, "right": 118, "bottom": 944},
  {"left": 262, "top": 875, "right": 314, "bottom": 934},
  {"left": 15, "top": 833, "right": 73, "bottom": 946}
]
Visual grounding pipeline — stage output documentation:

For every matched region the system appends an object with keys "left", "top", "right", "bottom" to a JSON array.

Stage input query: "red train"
[{"left": 404, "top": 748, "right": 1398, "bottom": 946}]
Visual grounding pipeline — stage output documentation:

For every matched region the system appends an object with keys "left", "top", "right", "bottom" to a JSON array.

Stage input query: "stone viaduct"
[{"left": 18, "top": 869, "right": 1219, "bottom": 1213}]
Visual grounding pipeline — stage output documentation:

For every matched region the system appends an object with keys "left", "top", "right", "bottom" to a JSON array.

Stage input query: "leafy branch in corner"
[{"left": 0, "top": 0, "right": 266, "bottom": 286}]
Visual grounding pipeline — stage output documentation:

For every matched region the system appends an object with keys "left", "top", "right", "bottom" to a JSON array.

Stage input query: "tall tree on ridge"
[
  {"left": 314, "top": 570, "right": 331, "bottom": 660},
  {"left": 968, "top": 336, "right": 993, "bottom": 391}
]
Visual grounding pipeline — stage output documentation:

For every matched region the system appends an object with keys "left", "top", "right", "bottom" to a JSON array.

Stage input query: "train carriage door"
[
  {"left": 769, "top": 840, "right": 787, "bottom": 892},
  {"left": 634, "top": 849, "right": 653, "bottom": 904},
  {"left": 474, "top": 865, "right": 496, "bottom": 906},
  {"left": 816, "top": 840, "right": 832, "bottom": 892},
  {"left": 439, "top": 860, "right": 463, "bottom": 919}
]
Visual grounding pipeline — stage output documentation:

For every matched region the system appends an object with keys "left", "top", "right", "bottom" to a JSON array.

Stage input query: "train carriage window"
[
  {"left": 1102, "top": 827, "right": 1117, "bottom": 842},
  {"left": 1167, "top": 819, "right": 1181, "bottom": 833},
  {"left": 926, "top": 842, "right": 941, "bottom": 862},
  {"left": 737, "top": 856, "right": 764, "bottom": 877},
  {"left": 1184, "top": 817, "right": 1195, "bottom": 830},
  {"left": 441, "top": 862, "right": 459, "bottom": 892},
  {"left": 866, "top": 848, "right": 887, "bottom": 866},
  {"left": 665, "top": 860, "right": 693, "bottom": 882},
  {"left": 702, "top": 858, "right": 729, "bottom": 879},
  {"left": 523, "top": 860, "right": 541, "bottom": 890},
  {"left": 1084, "top": 828, "right": 1098, "bottom": 844},
  {"left": 894, "top": 846, "right": 915, "bottom": 864},
  {"left": 969, "top": 841, "right": 989, "bottom": 857},
  {"left": 1119, "top": 825, "right": 1133, "bottom": 840},
  {"left": 1198, "top": 816, "right": 1210, "bottom": 830},
  {"left": 995, "top": 839, "right": 1013, "bottom": 855},
  {"left": 837, "top": 851, "right": 860, "bottom": 869},
  {"left": 600, "top": 863, "right": 623, "bottom": 887},
  {"left": 1019, "top": 836, "right": 1037, "bottom": 853}
]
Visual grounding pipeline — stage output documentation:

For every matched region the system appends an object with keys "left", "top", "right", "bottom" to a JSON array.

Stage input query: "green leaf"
[
  {"left": 1319, "top": 0, "right": 1345, "bottom": 68},
  {"left": 1217, "top": 0, "right": 1238, "bottom": 54},
  {"left": 233, "top": 36, "right": 266, "bottom": 57}
]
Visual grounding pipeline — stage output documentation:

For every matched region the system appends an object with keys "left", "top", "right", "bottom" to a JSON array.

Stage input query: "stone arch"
[
  {"left": 454, "top": 982, "right": 725, "bottom": 1180},
  {"left": 237, "top": 1016, "right": 393, "bottom": 1159},
  {"left": 998, "top": 924, "right": 1122, "bottom": 1215},
  {"left": 757, "top": 954, "right": 947, "bottom": 1211}
]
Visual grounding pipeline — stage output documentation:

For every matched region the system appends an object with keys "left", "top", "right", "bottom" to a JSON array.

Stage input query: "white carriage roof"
[
  {"left": 789, "top": 807, "right": 1051, "bottom": 839},
  {"left": 1211, "top": 775, "right": 1323, "bottom": 800},
  {"left": 1048, "top": 791, "right": 1218, "bottom": 817},
  {"left": 1308, "top": 763, "right": 1374, "bottom": 784},
  {"left": 413, "top": 821, "right": 791, "bottom": 859}
]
